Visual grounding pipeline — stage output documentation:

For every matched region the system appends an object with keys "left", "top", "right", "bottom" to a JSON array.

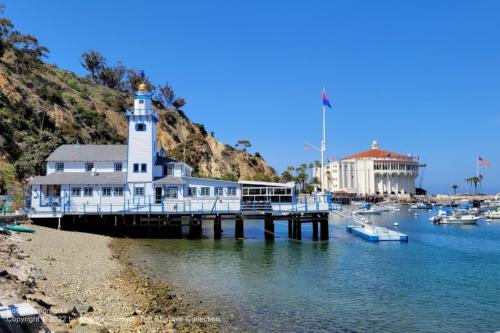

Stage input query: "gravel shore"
[{"left": 0, "top": 223, "right": 221, "bottom": 332}]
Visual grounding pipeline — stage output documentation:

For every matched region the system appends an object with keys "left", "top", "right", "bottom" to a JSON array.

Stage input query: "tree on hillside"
[
  {"left": 0, "top": 18, "right": 13, "bottom": 57},
  {"left": 98, "top": 65, "right": 126, "bottom": 90},
  {"left": 235, "top": 140, "right": 252, "bottom": 152},
  {"left": 81, "top": 50, "right": 106, "bottom": 81},
  {"left": 173, "top": 97, "right": 186, "bottom": 109},
  {"left": 451, "top": 184, "right": 459, "bottom": 195},
  {"left": 11, "top": 33, "right": 49, "bottom": 59},
  {"left": 158, "top": 82, "right": 175, "bottom": 107}
]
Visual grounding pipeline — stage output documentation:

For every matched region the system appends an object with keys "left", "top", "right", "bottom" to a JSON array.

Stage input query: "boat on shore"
[{"left": 0, "top": 224, "right": 35, "bottom": 233}]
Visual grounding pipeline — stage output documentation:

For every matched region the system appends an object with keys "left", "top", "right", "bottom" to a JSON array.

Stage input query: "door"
[{"left": 155, "top": 187, "right": 162, "bottom": 204}]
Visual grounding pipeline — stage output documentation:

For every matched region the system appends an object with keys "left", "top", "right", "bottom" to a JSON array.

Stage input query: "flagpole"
[
  {"left": 476, "top": 153, "right": 479, "bottom": 178},
  {"left": 321, "top": 102, "right": 326, "bottom": 194}
]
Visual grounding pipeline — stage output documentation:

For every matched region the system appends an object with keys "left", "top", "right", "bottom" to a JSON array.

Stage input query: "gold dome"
[{"left": 138, "top": 83, "right": 148, "bottom": 90}]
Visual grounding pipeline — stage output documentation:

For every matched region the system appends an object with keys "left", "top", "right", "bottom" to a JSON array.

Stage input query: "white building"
[
  {"left": 315, "top": 141, "right": 420, "bottom": 196},
  {"left": 28, "top": 83, "right": 331, "bottom": 219},
  {"left": 28, "top": 83, "right": 245, "bottom": 217}
]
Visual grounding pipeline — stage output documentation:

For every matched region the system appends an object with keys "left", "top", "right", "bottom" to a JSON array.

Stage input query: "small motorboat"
[
  {"left": 410, "top": 202, "right": 433, "bottom": 210},
  {"left": 429, "top": 209, "right": 450, "bottom": 223},
  {"left": 354, "top": 209, "right": 382, "bottom": 215},
  {"left": 439, "top": 214, "right": 480, "bottom": 225}
]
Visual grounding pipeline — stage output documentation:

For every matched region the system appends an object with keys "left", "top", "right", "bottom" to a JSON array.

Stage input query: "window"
[
  {"left": 133, "top": 163, "right": 139, "bottom": 173},
  {"left": 227, "top": 187, "right": 237, "bottom": 196},
  {"left": 85, "top": 163, "right": 94, "bottom": 172},
  {"left": 136, "top": 123, "right": 146, "bottom": 131},
  {"left": 71, "top": 187, "right": 81, "bottom": 197},
  {"left": 164, "top": 164, "right": 174, "bottom": 176},
  {"left": 114, "top": 162, "right": 123, "bottom": 172},
  {"left": 141, "top": 163, "right": 147, "bottom": 173},
  {"left": 188, "top": 187, "right": 197, "bottom": 197},
  {"left": 200, "top": 187, "right": 210, "bottom": 196},
  {"left": 114, "top": 187, "right": 123, "bottom": 197},
  {"left": 215, "top": 187, "right": 224, "bottom": 196},
  {"left": 165, "top": 187, "right": 178, "bottom": 199},
  {"left": 139, "top": 99, "right": 145, "bottom": 104},
  {"left": 55, "top": 162, "right": 64, "bottom": 172},
  {"left": 102, "top": 187, "right": 112, "bottom": 197},
  {"left": 134, "top": 187, "right": 144, "bottom": 196},
  {"left": 83, "top": 187, "right": 93, "bottom": 197}
]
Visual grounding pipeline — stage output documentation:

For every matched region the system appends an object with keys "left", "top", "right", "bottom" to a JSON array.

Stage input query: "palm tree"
[
  {"left": 451, "top": 184, "right": 459, "bottom": 195},
  {"left": 308, "top": 162, "right": 314, "bottom": 178},
  {"left": 280, "top": 170, "right": 293, "bottom": 182},
  {"left": 468, "top": 176, "right": 480, "bottom": 194},
  {"left": 465, "top": 177, "right": 471, "bottom": 194},
  {"left": 478, "top": 174, "right": 484, "bottom": 194}
]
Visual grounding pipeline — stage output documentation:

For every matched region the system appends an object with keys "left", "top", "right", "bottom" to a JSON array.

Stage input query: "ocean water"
[{"left": 128, "top": 208, "right": 500, "bottom": 332}]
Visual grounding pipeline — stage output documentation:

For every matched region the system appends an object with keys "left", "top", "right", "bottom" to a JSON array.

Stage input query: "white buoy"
[
  {"left": 414, "top": 213, "right": 418, "bottom": 216},
  {"left": 394, "top": 222, "right": 399, "bottom": 227}
]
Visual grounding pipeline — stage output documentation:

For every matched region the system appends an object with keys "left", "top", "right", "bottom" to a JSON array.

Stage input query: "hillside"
[{"left": 0, "top": 34, "right": 275, "bottom": 192}]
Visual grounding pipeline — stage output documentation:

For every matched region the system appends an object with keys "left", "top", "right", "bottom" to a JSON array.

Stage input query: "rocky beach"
[{"left": 0, "top": 222, "right": 222, "bottom": 332}]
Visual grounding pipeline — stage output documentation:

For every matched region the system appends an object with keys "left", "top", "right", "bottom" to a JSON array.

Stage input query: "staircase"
[{"left": 241, "top": 201, "right": 273, "bottom": 214}]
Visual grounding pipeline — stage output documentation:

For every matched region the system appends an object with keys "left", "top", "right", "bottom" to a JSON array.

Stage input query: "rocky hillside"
[{"left": 0, "top": 37, "right": 275, "bottom": 192}]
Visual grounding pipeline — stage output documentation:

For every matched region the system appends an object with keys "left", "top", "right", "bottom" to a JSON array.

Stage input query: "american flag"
[{"left": 478, "top": 156, "right": 489, "bottom": 168}]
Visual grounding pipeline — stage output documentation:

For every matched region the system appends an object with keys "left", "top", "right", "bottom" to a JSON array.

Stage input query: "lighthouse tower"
[{"left": 126, "top": 83, "right": 159, "bottom": 183}]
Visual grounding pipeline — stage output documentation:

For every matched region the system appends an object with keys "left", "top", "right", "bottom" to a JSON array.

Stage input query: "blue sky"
[{"left": 4, "top": 0, "right": 499, "bottom": 194}]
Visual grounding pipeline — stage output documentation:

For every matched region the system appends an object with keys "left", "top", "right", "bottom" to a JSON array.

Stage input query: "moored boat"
[
  {"left": 353, "top": 209, "right": 382, "bottom": 215},
  {"left": 439, "top": 214, "right": 480, "bottom": 225},
  {"left": 411, "top": 202, "right": 433, "bottom": 209},
  {"left": 484, "top": 209, "right": 500, "bottom": 220}
]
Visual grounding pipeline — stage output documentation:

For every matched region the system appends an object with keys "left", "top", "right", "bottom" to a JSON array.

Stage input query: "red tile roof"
[{"left": 343, "top": 149, "right": 413, "bottom": 161}]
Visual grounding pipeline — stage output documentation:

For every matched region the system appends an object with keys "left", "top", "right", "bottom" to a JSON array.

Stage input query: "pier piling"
[
  {"left": 312, "top": 216, "right": 319, "bottom": 241},
  {"left": 214, "top": 215, "right": 222, "bottom": 239},
  {"left": 189, "top": 217, "right": 202, "bottom": 238},
  {"left": 264, "top": 214, "right": 274, "bottom": 240},
  {"left": 288, "top": 219, "right": 293, "bottom": 238},
  {"left": 320, "top": 213, "right": 329, "bottom": 240},
  {"left": 293, "top": 217, "right": 301, "bottom": 240},
  {"left": 235, "top": 216, "right": 244, "bottom": 239}
]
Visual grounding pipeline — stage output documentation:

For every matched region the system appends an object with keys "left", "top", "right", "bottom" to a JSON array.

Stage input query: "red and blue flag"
[{"left": 322, "top": 89, "right": 332, "bottom": 108}]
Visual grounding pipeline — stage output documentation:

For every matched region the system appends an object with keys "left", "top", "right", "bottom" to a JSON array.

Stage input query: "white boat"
[
  {"left": 354, "top": 209, "right": 382, "bottom": 215},
  {"left": 429, "top": 209, "right": 450, "bottom": 223},
  {"left": 440, "top": 214, "right": 480, "bottom": 225},
  {"left": 484, "top": 209, "right": 500, "bottom": 219},
  {"left": 410, "top": 202, "right": 433, "bottom": 209}
]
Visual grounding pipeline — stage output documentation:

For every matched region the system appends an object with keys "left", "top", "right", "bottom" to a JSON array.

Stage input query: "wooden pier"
[{"left": 33, "top": 212, "right": 331, "bottom": 241}]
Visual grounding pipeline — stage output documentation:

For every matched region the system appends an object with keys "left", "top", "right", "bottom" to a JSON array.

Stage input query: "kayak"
[
  {"left": 0, "top": 224, "right": 35, "bottom": 233},
  {"left": 0, "top": 226, "right": 11, "bottom": 235}
]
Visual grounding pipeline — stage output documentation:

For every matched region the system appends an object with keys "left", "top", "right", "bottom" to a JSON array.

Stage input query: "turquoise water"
[{"left": 129, "top": 208, "right": 500, "bottom": 332}]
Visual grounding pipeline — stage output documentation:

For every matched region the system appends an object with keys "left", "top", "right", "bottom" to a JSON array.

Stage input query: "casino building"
[{"left": 315, "top": 141, "right": 420, "bottom": 196}]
